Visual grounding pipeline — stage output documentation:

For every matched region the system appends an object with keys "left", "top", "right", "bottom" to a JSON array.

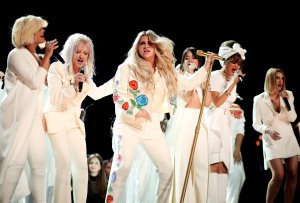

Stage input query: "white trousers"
[
  {"left": 0, "top": 126, "right": 46, "bottom": 203},
  {"left": 226, "top": 161, "right": 245, "bottom": 203},
  {"left": 208, "top": 173, "right": 228, "bottom": 203},
  {"left": 48, "top": 128, "right": 88, "bottom": 203},
  {"left": 106, "top": 115, "right": 173, "bottom": 203}
]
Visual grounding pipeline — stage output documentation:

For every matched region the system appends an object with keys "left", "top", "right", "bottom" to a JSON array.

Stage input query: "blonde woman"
[
  {"left": 107, "top": 30, "right": 214, "bottom": 203},
  {"left": 252, "top": 68, "right": 299, "bottom": 203},
  {"left": 44, "top": 33, "right": 113, "bottom": 203},
  {"left": 0, "top": 15, "right": 57, "bottom": 203}
]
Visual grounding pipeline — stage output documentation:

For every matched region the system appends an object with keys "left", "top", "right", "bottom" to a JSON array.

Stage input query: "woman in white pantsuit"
[
  {"left": 0, "top": 15, "right": 57, "bottom": 203},
  {"left": 44, "top": 33, "right": 113, "bottom": 203},
  {"left": 106, "top": 30, "right": 214, "bottom": 203},
  {"left": 252, "top": 67, "right": 300, "bottom": 203}
]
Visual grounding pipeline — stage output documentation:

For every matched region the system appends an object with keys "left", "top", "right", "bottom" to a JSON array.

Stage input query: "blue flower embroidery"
[{"left": 136, "top": 94, "right": 148, "bottom": 107}]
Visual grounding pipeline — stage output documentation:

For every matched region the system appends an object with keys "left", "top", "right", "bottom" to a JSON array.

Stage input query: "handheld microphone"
[
  {"left": 234, "top": 70, "right": 243, "bottom": 82},
  {"left": 38, "top": 42, "right": 65, "bottom": 64},
  {"left": 78, "top": 67, "right": 85, "bottom": 92},
  {"left": 236, "top": 95, "right": 244, "bottom": 101},
  {"left": 283, "top": 97, "right": 291, "bottom": 111},
  {"left": 53, "top": 51, "right": 65, "bottom": 64}
]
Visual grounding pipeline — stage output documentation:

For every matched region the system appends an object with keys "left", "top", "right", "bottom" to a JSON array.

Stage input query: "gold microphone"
[{"left": 196, "top": 50, "right": 224, "bottom": 61}]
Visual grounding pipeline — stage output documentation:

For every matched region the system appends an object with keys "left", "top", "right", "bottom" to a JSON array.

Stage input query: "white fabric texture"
[
  {"left": 226, "top": 113, "right": 246, "bottom": 203},
  {"left": 0, "top": 47, "right": 48, "bottom": 203}
]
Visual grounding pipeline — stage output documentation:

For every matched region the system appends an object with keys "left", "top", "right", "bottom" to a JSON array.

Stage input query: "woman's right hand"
[
  {"left": 74, "top": 71, "right": 86, "bottom": 87},
  {"left": 135, "top": 109, "right": 151, "bottom": 121},
  {"left": 40, "top": 39, "right": 59, "bottom": 70},
  {"left": 204, "top": 52, "right": 217, "bottom": 71}
]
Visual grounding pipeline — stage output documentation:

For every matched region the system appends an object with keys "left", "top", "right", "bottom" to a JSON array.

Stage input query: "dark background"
[{"left": 1, "top": 2, "right": 299, "bottom": 202}]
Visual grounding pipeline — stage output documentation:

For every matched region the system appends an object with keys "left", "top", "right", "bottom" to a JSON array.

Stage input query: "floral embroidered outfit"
[{"left": 105, "top": 62, "right": 208, "bottom": 203}]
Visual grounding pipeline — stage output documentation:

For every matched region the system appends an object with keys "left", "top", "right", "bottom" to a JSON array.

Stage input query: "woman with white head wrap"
[{"left": 206, "top": 40, "right": 246, "bottom": 203}]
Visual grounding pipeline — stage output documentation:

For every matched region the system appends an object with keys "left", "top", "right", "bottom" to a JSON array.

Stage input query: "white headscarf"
[{"left": 218, "top": 42, "right": 247, "bottom": 67}]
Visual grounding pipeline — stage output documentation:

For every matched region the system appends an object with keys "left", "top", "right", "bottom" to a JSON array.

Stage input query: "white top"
[{"left": 113, "top": 62, "right": 208, "bottom": 125}]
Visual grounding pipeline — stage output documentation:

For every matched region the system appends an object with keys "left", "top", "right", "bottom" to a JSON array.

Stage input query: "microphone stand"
[{"left": 180, "top": 57, "right": 215, "bottom": 203}]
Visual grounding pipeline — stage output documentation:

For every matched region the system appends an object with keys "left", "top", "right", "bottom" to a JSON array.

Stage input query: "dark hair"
[
  {"left": 177, "top": 47, "right": 203, "bottom": 72},
  {"left": 87, "top": 153, "right": 107, "bottom": 196},
  {"left": 226, "top": 53, "right": 244, "bottom": 67}
]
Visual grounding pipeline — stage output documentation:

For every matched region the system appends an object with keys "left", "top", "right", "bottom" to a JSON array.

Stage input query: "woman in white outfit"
[
  {"left": 206, "top": 40, "right": 246, "bottom": 203},
  {"left": 44, "top": 33, "right": 113, "bottom": 203},
  {"left": 168, "top": 47, "right": 213, "bottom": 203},
  {"left": 0, "top": 15, "right": 57, "bottom": 203},
  {"left": 252, "top": 67, "right": 299, "bottom": 203},
  {"left": 226, "top": 103, "right": 246, "bottom": 203},
  {"left": 106, "top": 30, "right": 214, "bottom": 203}
]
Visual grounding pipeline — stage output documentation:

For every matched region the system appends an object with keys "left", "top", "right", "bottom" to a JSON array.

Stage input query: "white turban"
[{"left": 218, "top": 42, "right": 247, "bottom": 67}]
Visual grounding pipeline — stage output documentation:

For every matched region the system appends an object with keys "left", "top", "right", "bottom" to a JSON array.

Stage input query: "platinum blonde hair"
[
  {"left": 11, "top": 15, "right": 48, "bottom": 48},
  {"left": 60, "top": 33, "right": 95, "bottom": 78},
  {"left": 126, "top": 30, "right": 177, "bottom": 96}
]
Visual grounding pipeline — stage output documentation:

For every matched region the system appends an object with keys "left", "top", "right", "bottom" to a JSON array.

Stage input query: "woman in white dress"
[
  {"left": 206, "top": 40, "right": 246, "bottom": 203},
  {"left": 252, "top": 67, "right": 300, "bottom": 203}
]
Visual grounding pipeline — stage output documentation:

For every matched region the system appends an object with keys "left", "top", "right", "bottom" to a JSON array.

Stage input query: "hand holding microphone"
[
  {"left": 281, "top": 91, "right": 291, "bottom": 111},
  {"left": 234, "top": 70, "right": 246, "bottom": 83},
  {"left": 39, "top": 39, "right": 65, "bottom": 64},
  {"left": 78, "top": 67, "right": 85, "bottom": 92}
]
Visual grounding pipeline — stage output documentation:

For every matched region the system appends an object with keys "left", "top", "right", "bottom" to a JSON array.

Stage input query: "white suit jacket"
[
  {"left": 252, "top": 90, "right": 297, "bottom": 135},
  {"left": 44, "top": 62, "right": 113, "bottom": 134}
]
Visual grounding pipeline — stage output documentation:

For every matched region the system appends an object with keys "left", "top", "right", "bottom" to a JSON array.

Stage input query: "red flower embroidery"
[
  {"left": 129, "top": 80, "right": 138, "bottom": 90},
  {"left": 106, "top": 195, "right": 113, "bottom": 203},
  {"left": 117, "top": 155, "right": 122, "bottom": 165},
  {"left": 122, "top": 102, "right": 129, "bottom": 110},
  {"left": 113, "top": 94, "right": 120, "bottom": 102}
]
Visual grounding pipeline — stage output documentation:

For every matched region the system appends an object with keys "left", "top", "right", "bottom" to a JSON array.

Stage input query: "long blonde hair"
[{"left": 125, "top": 30, "right": 177, "bottom": 96}]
